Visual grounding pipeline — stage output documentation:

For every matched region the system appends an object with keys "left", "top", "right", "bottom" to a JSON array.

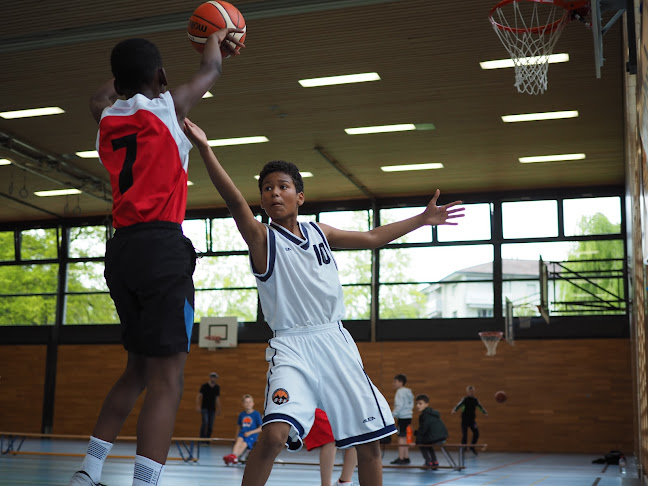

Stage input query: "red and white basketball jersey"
[{"left": 97, "top": 92, "right": 192, "bottom": 228}]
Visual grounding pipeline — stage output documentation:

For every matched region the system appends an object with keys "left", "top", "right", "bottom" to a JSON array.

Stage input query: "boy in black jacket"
[{"left": 415, "top": 394, "right": 448, "bottom": 469}]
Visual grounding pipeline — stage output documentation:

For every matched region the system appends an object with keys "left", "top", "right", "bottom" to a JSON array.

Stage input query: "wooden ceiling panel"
[{"left": 0, "top": 0, "right": 628, "bottom": 224}]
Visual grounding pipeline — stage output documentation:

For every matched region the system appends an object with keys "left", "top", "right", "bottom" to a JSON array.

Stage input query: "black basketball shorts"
[
  {"left": 105, "top": 221, "right": 197, "bottom": 356},
  {"left": 396, "top": 418, "right": 412, "bottom": 437}
]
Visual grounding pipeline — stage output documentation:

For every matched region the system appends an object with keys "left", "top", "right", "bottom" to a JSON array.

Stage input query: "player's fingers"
[
  {"left": 446, "top": 207, "right": 465, "bottom": 215},
  {"left": 443, "top": 200, "right": 463, "bottom": 208},
  {"left": 226, "top": 36, "right": 246, "bottom": 48}
]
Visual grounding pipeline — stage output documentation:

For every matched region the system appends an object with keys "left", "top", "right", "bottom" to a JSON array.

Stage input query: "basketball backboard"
[
  {"left": 539, "top": 257, "right": 550, "bottom": 324},
  {"left": 505, "top": 297, "right": 514, "bottom": 345},
  {"left": 198, "top": 316, "right": 238, "bottom": 349}
]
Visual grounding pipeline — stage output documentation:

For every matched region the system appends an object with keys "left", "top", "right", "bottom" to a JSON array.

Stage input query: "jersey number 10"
[{"left": 313, "top": 243, "right": 331, "bottom": 266}]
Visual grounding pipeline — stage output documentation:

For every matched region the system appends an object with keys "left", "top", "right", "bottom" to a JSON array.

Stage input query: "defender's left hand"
[{"left": 423, "top": 189, "right": 465, "bottom": 226}]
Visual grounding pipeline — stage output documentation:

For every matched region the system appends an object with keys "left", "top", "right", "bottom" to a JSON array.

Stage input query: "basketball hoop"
[
  {"left": 479, "top": 331, "right": 504, "bottom": 356},
  {"left": 516, "top": 303, "right": 536, "bottom": 329},
  {"left": 488, "top": 0, "right": 589, "bottom": 94}
]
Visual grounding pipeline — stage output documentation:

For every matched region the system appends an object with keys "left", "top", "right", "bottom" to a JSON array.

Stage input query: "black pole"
[{"left": 41, "top": 226, "right": 69, "bottom": 433}]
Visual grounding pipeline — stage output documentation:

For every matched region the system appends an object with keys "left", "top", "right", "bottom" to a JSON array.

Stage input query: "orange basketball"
[
  {"left": 187, "top": 1, "right": 246, "bottom": 58},
  {"left": 494, "top": 390, "right": 507, "bottom": 403}
]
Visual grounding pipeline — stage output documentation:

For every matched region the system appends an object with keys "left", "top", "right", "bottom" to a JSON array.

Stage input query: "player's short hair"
[
  {"left": 415, "top": 394, "right": 429, "bottom": 403},
  {"left": 394, "top": 373, "right": 407, "bottom": 385},
  {"left": 111, "top": 38, "right": 163, "bottom": 91},
  {"left": 258, "top": 160, "right": 304, "bottom": 194},
  {"left": 242, "top": 394, "right": 253, "bottom": 401}
]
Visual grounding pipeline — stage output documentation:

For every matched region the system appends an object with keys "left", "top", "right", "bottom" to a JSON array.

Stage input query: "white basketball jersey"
[{"left": 252, "top": 221, "right": 345, "bottom": 331}]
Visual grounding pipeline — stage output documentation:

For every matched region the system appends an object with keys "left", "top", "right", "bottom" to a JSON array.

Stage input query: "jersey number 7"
[{"left": 112, "top": 133, "right": 138, "bottom": 194}]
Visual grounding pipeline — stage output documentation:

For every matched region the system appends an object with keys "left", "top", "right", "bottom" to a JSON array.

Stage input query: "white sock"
[
  {"left": 133, "top": 454, "right": 165, "bottom": 486},
  {"left": 81, "top": 436, "right": 113, "bottom": 483}
]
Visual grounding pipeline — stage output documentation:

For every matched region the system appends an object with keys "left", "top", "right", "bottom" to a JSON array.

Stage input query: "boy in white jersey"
[{"left": 184, "top": 119, "right": 465, "bottom": 486}]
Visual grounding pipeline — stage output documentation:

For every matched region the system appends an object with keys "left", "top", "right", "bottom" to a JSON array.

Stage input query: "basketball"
[
  {"left": 495, "top": 390, "right": 507, "bottom": 403},
  {"left": 187, "top": 1, "right": 246, "bottom": 58}
]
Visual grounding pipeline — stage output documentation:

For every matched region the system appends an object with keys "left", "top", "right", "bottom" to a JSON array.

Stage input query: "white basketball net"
[
  {"left": 490, "top": 1, "right": 571, "bottom": 95},
  {"left": 479, "top": 332, "right": 503, "bottom": 356}
]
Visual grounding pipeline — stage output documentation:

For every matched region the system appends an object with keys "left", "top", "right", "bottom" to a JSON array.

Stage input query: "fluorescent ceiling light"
[
  {"left": 0, "top": 107, "right": 65, "bottom": 119},
  {"left": 480, "top": 53, "right": 569, "bottom": 69},
  {"left": 202, "top": 91, "right": 213, "bottom": 98},
  {"left": 345, "top": 124, "right": 416, "bottom": 135},
  {"left": 208, "top": 136, "right": 269, "bottom": 147},
  {"left": 255, "top": 171, "right": 313, "bottom": 180},
  {"left": 299, "top": 72, "right": 381, "bottom": 87},
  {"left": 0, "top": 159, "right": 11, "bottom": 165},
  {"left": 76, "top": 150, "right": 99, "bottom": 158},
  {"left": 381, "top": 163, "right": 444, "bottom": 172},
  {"left": 502, "top": 111, "right": 578, "bottom": 123},
  {"left": 519, "top": 153, "right": 586, "bottom": 163},
  {"left": 34, "top": 188, "right": 82, "bottom": 197}
]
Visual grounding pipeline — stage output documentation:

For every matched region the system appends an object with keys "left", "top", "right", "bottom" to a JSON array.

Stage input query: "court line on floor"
[
  {"left": 425, "top": 454, "right": 545, "bottom": 486},
  {"left": 480, "top": 475, "right": 510, "bottom": 485},
  {"left": 529, "top": 477, "right": 549, "bottom": 485}
]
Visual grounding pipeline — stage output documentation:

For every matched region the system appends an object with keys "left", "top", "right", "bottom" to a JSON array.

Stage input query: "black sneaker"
[
  {"left": 390, "top": 458, "right": 405, "bottom": 465},
  {"left": 402, "top": 458, "right": 410, "bottom": 464},
  {"left": 471, "top": 447, "right": 478, "bottom": 456}
]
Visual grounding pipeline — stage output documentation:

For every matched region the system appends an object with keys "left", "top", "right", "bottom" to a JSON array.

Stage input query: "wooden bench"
[
  {"left": 0, "top": 432, "right": 235, "bottom": 463},
  {"left": 380, "top": 442, "right": 488, "bottom": 470}
]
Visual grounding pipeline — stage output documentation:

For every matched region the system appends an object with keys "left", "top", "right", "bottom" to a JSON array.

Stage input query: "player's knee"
[
  {"left": 257, "top": 423, "right": 290, "bottom": 452},
  {"left": 355, "top": 441, "right": 380, "bottom": 462}
]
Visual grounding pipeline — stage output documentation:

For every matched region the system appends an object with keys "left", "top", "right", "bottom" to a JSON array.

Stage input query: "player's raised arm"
[
  {"left": 171, "top": 28, "right": 245, "bottom": 122},
  {"left": 183, "top": 119, "right": 267, "bottom": 268},
  {"left": 322, "top": 189, "right": 465, "bottom": 249},
  {"left": 89, "top": 78, "right": 119, "bottom": 124}
]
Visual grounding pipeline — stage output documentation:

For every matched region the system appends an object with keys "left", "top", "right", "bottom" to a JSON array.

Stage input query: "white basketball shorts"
[{"left": 262, "top": 322, "right": 396, "bottom": 450}]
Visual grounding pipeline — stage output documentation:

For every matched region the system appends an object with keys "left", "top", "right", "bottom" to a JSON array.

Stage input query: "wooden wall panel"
[
  {"left": 4, "top": 338, "right": 633, "bottom": 454},
  {"left": 54, "top": 345, "right": 137, "bottom": 435},
  {"left": 0, "top": 345, "right": 46, "bottom": 433},
  {"left": 369, "top": 339, "right": 633, "bottom": 454}
]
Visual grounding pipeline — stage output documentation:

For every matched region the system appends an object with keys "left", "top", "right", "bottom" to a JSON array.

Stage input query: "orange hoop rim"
[
  {"left": 479, "top": 331, "right": 504, "bottom": 338},
  {"left": 488, "top": 0, "right": 589, "bottom": 34}
]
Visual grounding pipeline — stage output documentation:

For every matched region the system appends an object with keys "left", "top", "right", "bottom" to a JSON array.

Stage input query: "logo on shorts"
[
  {"left": 363, "top": 416, "right": 375, "bottom": 423},
  {"left": 272, "top": 388, "right": 290, "bottom": 405}
]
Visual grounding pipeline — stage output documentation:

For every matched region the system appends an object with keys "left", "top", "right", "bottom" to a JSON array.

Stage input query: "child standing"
[
  {"left": 304, "top": 409, "right": 358, "bottom": 486},
  {"left": 451, "top": 385, "right": 488, "bottom": 455},
  {"left": 391, "top": 374, "right": 414, "bottom": 465},
  {"left": 183, "top": 119, "right": 465, "bottom": 486},
  {"left": 68, "top": 30, "right": 243, "bottom": 486},
  {"left": 414, "top": 394, "right": 448, "bottom": 469},
  {"left": 224, "top": 394, "right": 263, "bottom": 465}
]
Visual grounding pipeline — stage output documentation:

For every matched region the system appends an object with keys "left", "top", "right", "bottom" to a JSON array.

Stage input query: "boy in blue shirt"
[{"left": 224, "top": 394, "right": 263, "bottom": 465}]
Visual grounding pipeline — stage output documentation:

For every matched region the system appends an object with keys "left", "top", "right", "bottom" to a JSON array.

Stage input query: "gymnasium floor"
[{"left": 0, "top": 437, "right": 640, "bottom": 486}]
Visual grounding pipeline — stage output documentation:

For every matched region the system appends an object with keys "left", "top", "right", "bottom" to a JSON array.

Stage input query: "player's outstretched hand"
[
  {"left": 422, "top": 189, "right": 465, "bottom": 226},
  {"left": 184, "top": 118, "right": 209, "bottom": 148},
  {"left": 209, "top": 27, "right": 245, "bottom": 57}
]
